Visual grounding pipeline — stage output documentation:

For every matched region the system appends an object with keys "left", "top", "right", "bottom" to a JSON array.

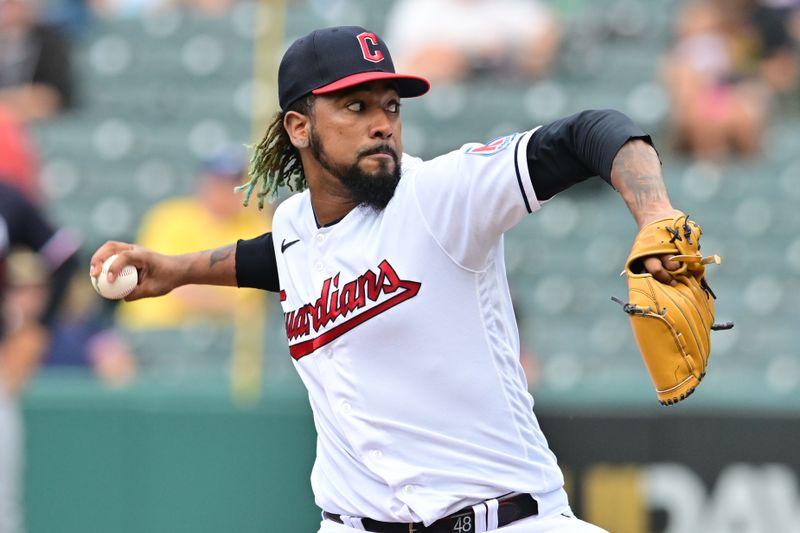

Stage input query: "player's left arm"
[
  {"left": 608, "top": 139, "right": 683, "bottom": 284},
  {"left": 528, "top": 109, "right": 651, "bottom": 201},
  {"left": 527, "top": 109, "right": 682, "bottom": 282}
]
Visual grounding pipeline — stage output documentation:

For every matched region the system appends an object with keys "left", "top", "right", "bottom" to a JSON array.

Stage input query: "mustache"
[{"left": 358, "top": 145, "right": 398, "bottom": 160}]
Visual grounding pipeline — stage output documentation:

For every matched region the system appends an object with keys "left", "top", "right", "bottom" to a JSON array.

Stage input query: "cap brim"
[{"left": 312, "top": 71, "right": 430, "bottom": 98}]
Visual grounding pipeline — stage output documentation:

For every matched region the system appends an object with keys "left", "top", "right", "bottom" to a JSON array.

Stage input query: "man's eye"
[
  {"left": 346, "top": 102, "right": 363, "bottom": 112},
  {"left": 388, "top": 101, "right": 401, "bottom": 113}
]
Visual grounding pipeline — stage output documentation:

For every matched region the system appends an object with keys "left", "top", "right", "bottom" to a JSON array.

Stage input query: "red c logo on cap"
[{"left": 357, "top": 32, "right": 384, "bottom": 63}]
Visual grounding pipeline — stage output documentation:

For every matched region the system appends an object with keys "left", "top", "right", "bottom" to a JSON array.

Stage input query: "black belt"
[{"left": 323, "top": 492, "right": 538, "bottom": 532}]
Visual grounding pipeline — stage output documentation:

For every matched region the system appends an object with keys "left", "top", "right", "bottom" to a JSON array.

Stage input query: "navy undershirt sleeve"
[
  {"left": 236, "top": 233, "right": 280, "bottom": 292},
  {"left": 526, "top": 109, "right": 653, "bottom": 201}
]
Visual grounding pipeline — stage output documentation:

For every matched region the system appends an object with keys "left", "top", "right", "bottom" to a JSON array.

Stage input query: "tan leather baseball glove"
[{"left": 613, "top": 214, "right": 733, "bottom": 405}]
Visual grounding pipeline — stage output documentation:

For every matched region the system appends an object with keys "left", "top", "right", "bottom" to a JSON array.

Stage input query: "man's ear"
[{"left": 284, "top": 111, "right": 310, "bottom": 149}]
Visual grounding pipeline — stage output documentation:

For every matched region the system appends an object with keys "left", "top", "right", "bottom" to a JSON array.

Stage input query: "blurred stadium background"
[{"left": 10, "top": 0, "right": 800, "bottom": 532}]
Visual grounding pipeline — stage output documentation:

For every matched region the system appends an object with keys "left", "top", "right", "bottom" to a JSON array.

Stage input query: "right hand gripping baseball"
[
  {"left": 90, "top": 241, "right": 179, "bottom": 301},
  {"left": 614, "top": 215, "right": 733, "bottom": 405}
]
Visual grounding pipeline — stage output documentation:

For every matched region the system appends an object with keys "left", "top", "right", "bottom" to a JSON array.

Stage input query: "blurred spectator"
[
  {"left": 1, "top": 181, "right": 79, "bottom": 533},
  {"left": 4, "top": 250, "right": 137, "bottom": 388},
  {"left": 90, "top": 0, "right": 236, "bottom": 18},
  {"left": 166, "top": 0, "right": 236, "bottom": 14},
  {"left": 43, "top": 0, "right": 95, "bottom": 36},
  {"left": 119, "top": 146, "right": 271, "bottom": 329},
  {"left": 0, "top": 105, "right": 39, "bottom": 201},
  {"left": 0, "top": 0, "right": 75, "bottom": 121},
  {"left": 661, "top": 0, "right": 798, "bottom": 158},
  {"left": 749, "top": 0, "right": 799, "bottom": 93},
  {"left": 88, "top": 0, "right": 161, "bottom": 18},
  {"left": 385, "top": 0, "right": 562, "bottom": 82}
]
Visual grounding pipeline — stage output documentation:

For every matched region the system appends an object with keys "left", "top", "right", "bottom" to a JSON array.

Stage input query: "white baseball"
[{"left": 91, "top": 254, "right": 138, "bottom": 300}]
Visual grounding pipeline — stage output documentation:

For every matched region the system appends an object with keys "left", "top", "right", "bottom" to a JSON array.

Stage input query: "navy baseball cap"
[{"left": 278, "top": 26, "right": 430, "bottom": 110}]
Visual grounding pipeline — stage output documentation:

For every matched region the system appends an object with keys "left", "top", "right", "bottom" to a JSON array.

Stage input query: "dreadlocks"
[{"left": 236, "top": 95, "right": 316, "bottom": 209}]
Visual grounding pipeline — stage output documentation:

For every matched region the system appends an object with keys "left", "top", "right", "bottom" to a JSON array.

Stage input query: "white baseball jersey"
[{"left": 272, "top": 127, "right": 564, "bottom": 526}]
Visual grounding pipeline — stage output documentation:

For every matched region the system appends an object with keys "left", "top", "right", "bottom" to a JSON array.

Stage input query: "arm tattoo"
[
  {"left": 618, "top": 171, "right": 668, "bottom": 211},
  {"left": 613, "top": 142, "right": 668, "bottom": 211},
  {"left": 209, "top": 245, "right": 234, "bottom": 268}
]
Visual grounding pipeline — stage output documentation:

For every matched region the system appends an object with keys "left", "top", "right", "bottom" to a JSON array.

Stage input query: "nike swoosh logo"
[{"left": 281, "top": 238, "right": 300, "bottom": 253}]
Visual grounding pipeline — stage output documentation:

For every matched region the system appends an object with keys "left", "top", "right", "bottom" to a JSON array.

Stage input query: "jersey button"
[
  {"left": 340, "top": 402, "right": 352, "bottom": 415},
  {"left": 314, "top": 261, "right": 324, "bottom": 272},
  {"left": 321, "top": 348, "right": 332, "bottom": 359},
  {"left": 402, "top": 484, "right": 415, "bottom": 495},
  {"left": 369, "top": 449, "right": 383, "bottom": 460},
  {"left": 315, "top": 234, "right": 325, "bottom": 244}
]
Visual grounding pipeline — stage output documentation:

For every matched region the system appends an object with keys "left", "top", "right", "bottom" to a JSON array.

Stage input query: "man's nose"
[{"left": 369, "top": 111, "right": 393, "bottom": 139}]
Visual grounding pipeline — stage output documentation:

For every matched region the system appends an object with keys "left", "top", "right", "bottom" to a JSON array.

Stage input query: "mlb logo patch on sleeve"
[{"left": 465, "top": 133, "right": 517, "bottom": 156}]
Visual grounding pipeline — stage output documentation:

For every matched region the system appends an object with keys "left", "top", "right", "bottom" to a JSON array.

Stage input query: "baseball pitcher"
[{"left": 92, "top": 26, "right": 726, "bottom": 533}]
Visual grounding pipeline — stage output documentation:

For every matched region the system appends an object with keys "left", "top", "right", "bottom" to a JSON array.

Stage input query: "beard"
[{"left": 309, "top": 127, "right": 401, "bottom": 212}]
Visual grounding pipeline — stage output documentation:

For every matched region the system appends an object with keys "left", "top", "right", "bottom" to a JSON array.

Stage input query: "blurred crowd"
[
  {"left": 384, "top": 0, "right": 562, "bottom": 82},
  {"left": 0, "top": 0, "right": 798, "bottom": 383},
  {"left": 1, "top": 0, "right": 799, "bottom": 398},
  {"left": 662, "top": 0, "right": 800, "bottom": 158},
  {"left": 1, "top": 4, "right": 267, "bottom": 530},
  {"left": 0, "top": 0, "right": 272, "bottom": 392},
  {"left": 119, "top": 145, "right": 269, "bottom": 330}
]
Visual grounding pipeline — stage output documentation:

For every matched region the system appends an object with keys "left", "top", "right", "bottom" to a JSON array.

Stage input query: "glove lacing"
[{"left": 613, "top": 252, "right": 734, "bottom": 330}]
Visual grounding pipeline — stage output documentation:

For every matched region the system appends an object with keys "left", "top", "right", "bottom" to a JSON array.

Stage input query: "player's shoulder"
[
  {"left": 458, "top": 131, "right": 526, "bottom": 157},
  {"left": 400, "top": 131, "right": 530, "bottom": 183},
  {"left": 399, "top": 152, "right": 423, "bottom": 175},
  {"left": 273, "top": 190, "right": 308, "bottom": 216},
  {"left": 407, "top": 129, "right": 536, "bottom": 172},
  {"left": 272, "top": 190, "right": 311, "bottom": 234},
  {"left": 398, "top": 149, "right": 462, "bottom": 182}
]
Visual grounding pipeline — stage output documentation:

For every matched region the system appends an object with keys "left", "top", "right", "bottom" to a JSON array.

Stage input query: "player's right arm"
[{"left": 90, "top": 233, "right": 279, "bottom": 301}]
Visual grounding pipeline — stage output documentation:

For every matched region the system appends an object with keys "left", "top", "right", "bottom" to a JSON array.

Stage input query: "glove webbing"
[{"left": 615, "top": 252, "right": 733, "bottom": 329}]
